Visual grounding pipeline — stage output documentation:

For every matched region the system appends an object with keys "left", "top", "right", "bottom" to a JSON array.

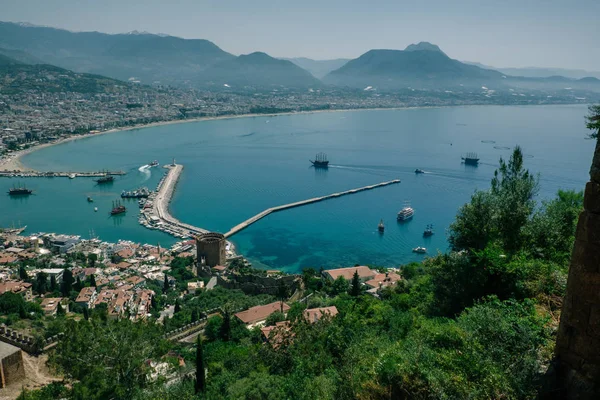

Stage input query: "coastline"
[{"left": 0, "top": 106, "right": 415, "bottom": 172}]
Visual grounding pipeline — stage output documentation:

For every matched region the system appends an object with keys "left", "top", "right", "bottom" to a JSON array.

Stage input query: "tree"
[
  {"left": 174, "top": 299, "right": 181, "bottom": 314},
  {"left": 61, "top": 269, "right": 74, "bottom": 297},
  {"left": 585, "top": 104, "right": 600, "bottom": 139},
  {"left": 219, "top": 309, "right": 231, "bottom": 342},
  {"left": 88, "top": 274, "right": 97, "bottom": 288},
  {"left": 35, "top": 272, "right": 48, "bottom": 294},
  {"left": 195, "top": 334, "right": 206, "bottom": 394},
  {"left": 74, "top": 277, "right": 83, "bottom": 292},
  {"left": 265, "top": 311, "right": 286, "bottom": 326},
  {"left": 448, "top": 191, "right": 495, "bottom": 251},
  {"left": 331, "top": 276, "right": 349, "bottom": 296},
  {"left": 277, "top": 280, "right": 289, "bottom": 312},
  {"left": 88, "top": 253, "right": 98, "bottom": 268},
  {"left": 50, "top": 319, "right": 168, "bottom": 399},
  {"left": 83, "top": 307, "right": 89, "bottom": 321},
  {"left": 50, "top": 275, "right": 57, "bottom": 292},
  {"left": 491, "top": 146, "right": 539, "bottom": 253},
  {"left": 163, "top": 274, "right": 170, "bottom": 293},
  {"left": 19, "top": 265, "right": 28, "bottom": 281},
  {"left": 449, "top": 147, "right": 538, "bottom": 253},
  {"left": 350, "top": 271, "right": 361, "bottom": 297},
  {"left": 191, "top": 309, "right": 199, "bottom": 322},
  {"left": 56, "top": 302, "right": 65, "bottom": 316}
]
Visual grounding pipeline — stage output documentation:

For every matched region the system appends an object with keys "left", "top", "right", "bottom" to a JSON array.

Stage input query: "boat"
[
  {"left": 415, "top": 169, "right": 425, "bottom": 174},
  {"left": 461, "top": 152, "right": 480, "bottom": 165},
  {"left": 378, "top": 219, "right": 385, "bottom": 232},
  {"left": 423, "top": 224, "right": 434, "bottom": 237},
  {"left": 397, "top": 202, "right": 414, "bottom": 221},
  {"left": 121, "top": 187, "right": 150, "bottom": 198},
  {"left": 149, "top": 160, "right": 159, "bottom": 167},
  {"left": 87, "top": 196, "right": 94, "bottom": 202},
  {"left": 69, "top": 173, "right": 76, "bottom": 179},
  {"left": 8, "top": 184, "right": 33, "bottom": 196},
  {"left": 110, "top": 200, "right": 126, "bottom": 216},
  {"left": 412, "top": 247, "right": 427, "bottom": 254},
  {"left": 95, "top": 175, "right": 114, "bottom": 184},
  {"left": 310, "top": 152, "right": 329, "bottom": 168},
  {"left": 94, "top": 207, "right": 98, "bottom": 212},
  {"left": 138, "top": 199, "right": 147, "bottom": 208}
]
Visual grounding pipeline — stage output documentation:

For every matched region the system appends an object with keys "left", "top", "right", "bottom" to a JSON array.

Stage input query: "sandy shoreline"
[{"left": 0, "top": 107, "right": 412, "bottom": 172}]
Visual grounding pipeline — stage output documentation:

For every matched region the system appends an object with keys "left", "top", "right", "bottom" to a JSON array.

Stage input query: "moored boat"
[
  {"left": 110, "top": 200, "right": 126, "bottom": 215},
  {"left": 8, "top": 183, "right": 33, "bottom": 196},
  {"left": 378, "top": 219, "right": 385, "bottom": 232},
  {"left": 412, "top": 247, "right": 427, "bottom": 254},
  {"left": 95, "top": 175, "right": 114, "bottom": 184},
  {"left": 423, "top": 224, "right": 434, "bottom": 237}
]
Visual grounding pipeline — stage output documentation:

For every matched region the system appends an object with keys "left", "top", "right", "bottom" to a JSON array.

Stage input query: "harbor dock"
[
  {"left": 139, "top": 164, "right": 209, "bottom": 239},
  {"left": 223, "top": 179, "right": 401, "bottom": 238},
  {"left": 0, "top": 170, "right": 126, "bottom": 178},
  {"left": 139, "top": 163, "right": 400, "bottom": 242}
]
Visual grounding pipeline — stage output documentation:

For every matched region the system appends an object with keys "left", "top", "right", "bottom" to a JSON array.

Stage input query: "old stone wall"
[
  {"left": 217, "top": 274, "right": 300, "bottom": 296},
  {"left": 555, "top": 139, "right": 600, "bottom": 399},
  {"left": 0, "top": 349, "right": 24, "bottom": 388}
]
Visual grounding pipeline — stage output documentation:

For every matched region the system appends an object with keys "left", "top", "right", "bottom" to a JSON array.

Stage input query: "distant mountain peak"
[{"left": 404, "top": 42, "right": 447, "bottom": 56}]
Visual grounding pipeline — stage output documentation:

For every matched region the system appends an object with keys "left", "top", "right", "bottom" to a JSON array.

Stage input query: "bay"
[{"left": 1, "top": 105, "right": 593, "bottom": 272}]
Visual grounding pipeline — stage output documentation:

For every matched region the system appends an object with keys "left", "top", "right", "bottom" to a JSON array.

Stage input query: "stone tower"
[
  {"left": 555, "top": 116, "right": 600, "bottom": 398},
  {"left": 195, "top": 232, "right": 226, "bottom": 268}
]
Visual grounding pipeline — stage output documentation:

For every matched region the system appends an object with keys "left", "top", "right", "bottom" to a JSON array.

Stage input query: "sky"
[{"left": 1, "top": 0, "right": 599, "bottom": 70}]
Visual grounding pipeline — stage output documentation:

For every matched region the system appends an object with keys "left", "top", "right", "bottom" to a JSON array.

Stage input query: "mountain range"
[{"left": 0, "top": 21, "right": 598, "bottom": 92}]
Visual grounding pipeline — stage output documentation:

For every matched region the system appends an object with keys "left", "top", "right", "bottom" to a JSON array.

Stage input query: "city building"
[{"left": 322, "top": 266, "right": 377, "bottom": 283}]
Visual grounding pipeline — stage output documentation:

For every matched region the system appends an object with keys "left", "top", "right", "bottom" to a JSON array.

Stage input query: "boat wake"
[
  {"left": 138, "top": 164, "right": 151, "bottom": 182},
  {"left": 138, "top": 164, "right": 150, "bottom": 172}
]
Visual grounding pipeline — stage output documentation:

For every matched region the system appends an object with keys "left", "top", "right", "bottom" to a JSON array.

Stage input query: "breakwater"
[
  {"left": 0, "top": 170, "right": 125, "bottom": 178},
  {"left": 223, "top": 179, "right": 401, "bottom": 238},
  {"left": 138, "top": 163, "right": 401, "bottom": 243}
]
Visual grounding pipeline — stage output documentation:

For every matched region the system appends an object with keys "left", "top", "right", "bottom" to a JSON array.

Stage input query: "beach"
[{"left": 0, "top": 107, "right": 418, "bottom": 172}]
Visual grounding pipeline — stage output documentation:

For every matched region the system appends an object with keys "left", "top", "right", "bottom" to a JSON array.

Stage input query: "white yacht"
[
  {"left": 397, "top": 202, "right": 414, "bottom": 221},
  {"left": 412, "top": 247, "right": 427, "bottom": 254}
]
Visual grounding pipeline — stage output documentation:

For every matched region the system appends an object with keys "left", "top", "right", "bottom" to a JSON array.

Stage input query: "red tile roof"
[
  {"left": 323, "top": 266, "right": 375, "bottom": 281},
  {"left": 303, "top": 306, "right": 339, "bottom": 323},
  {"left": 235, "top": 302, "right": 290, "bottom": 325}
]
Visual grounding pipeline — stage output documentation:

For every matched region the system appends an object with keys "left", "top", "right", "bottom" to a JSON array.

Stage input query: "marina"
[
  {"left": 0, "top": 170, "right": 126, "bottom": 178},
  {"left": 138, "top": 162, "right": 401, "bottom": 241}
]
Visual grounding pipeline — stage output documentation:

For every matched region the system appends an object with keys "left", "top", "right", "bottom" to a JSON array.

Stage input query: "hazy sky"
[{"left": 1, "top": 0, "right": 599, "bottom": 70}]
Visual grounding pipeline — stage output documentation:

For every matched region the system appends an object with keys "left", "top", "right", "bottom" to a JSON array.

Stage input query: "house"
[
  {"left": 40, "top": 297, "right": 67, "bottom": 316},
  {"left": 125, "top": 275, "right": 146, "bottom": 289},
  {"left": 43, "top": 234, "right": 80, "bottom": 254},
  {"left": 0, "top": 281, "right": 33, "bottom": 301},
  {"left": 75, "top": 287, "right": 97, "bottom": 308},
  {"left": 235, "top": 301, "right": 291, "bottom": 328},
  {"left": 260, "top": 321, "right": 291, "bottom": 347},
  {"left": 132, "top": 289, "right": 154, "bottom": 320},
  {"left": 364, "top": 272, "right": 402, "bottom": 290},
  {"left": 322, "top": 266, "right": 376, "bottom": 283},
  {"left": 187, "top": 281, "right": 204, "bottom": 292},
  {"left": 0, "top": 254, "right": 18, "bottom": 265},
  {"left": 303, "top": 306, "right": 339, "bottom": 323}
]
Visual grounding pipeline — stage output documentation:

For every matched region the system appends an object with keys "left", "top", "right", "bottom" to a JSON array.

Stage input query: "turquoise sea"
[{"left": 1, "top": 105, "right": 593, "bottom": 272}]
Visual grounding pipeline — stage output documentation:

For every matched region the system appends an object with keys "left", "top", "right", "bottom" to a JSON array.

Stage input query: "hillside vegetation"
[{"left": 15, "top": 140, "right": 589, "bottom": 400}]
